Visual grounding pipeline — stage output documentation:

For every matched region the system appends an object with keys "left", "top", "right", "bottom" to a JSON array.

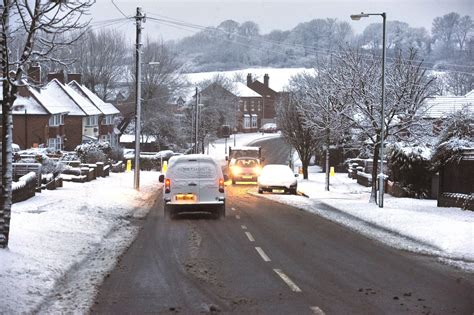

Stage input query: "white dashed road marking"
[
  {"left": 273, "top": 269, "right": 302, "bottom": 292},
  {"left": 310, "top": 306, "right": 325, "bottom": 315},
  {"left": 231, "top": 207, "right": 236, "bottom": 211},
  {"left": 245, "top": 232, "right": 255, "bottom": 242},
  {"left": 236, "top": 215, "right": 241, "bottom": 219},
  {"left": 255, "top": 247, "right": 271, "bottom": 262},
  {"left": 241, "top": 225, "right": 247, "bottom": 230}
]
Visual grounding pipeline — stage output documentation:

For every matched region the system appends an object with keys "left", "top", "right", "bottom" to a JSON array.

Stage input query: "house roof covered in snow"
[
  {"left": 232, "top": 82, "right": 262, "bottom": 98},
  {"left": 28, "top": 86, "right": 70, "bottom": 115},
  {"left": 423, "top": 90, "right": 474, "bottom": 119},
  {"left": 42, "top": 79, "right": 87, "bottom": 116},
  {"left": 11, "top": 95, "right": 48, "bottom": 115},
  {"left": 62, "top": 82, "right": 102, "bottom": 116},
  {"left": 68, "top": 81, "right": 120, "bottom": 115}
]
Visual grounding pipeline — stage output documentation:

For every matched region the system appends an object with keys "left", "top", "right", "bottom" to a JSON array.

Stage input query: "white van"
[{"left": 159, "top": 154, "right": 225, "bottom": 219}]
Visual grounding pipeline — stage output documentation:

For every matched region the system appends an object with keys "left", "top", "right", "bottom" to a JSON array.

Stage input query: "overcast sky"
[{"left": 90, "top": 0, "right": 474, "bottom": 42}]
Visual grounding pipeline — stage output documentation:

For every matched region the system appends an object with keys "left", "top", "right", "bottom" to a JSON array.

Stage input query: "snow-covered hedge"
[
  {"left": 387, "top": 142, "right": 433, "bottom": 199},
  {"left": 75, "top": 142, "right": 124, "bottom": 164}
]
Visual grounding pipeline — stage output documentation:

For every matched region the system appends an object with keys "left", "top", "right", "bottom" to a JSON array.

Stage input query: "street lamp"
[{"left": 351, "top": 12, "right": 387, "bottom": 208}]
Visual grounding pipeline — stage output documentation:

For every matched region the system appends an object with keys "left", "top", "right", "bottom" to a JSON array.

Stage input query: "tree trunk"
[
  {"left": 370, "top": 143, "right": 379, "bottom": 204},
  {"left": 302, "top": 156, "right": 309, "bottom": 179},
  {"left": 0, "top": 3, "right": 12, "bottom": 248},
  {"left": 1, "top": 94, "right": 13, "bottom": 249}
]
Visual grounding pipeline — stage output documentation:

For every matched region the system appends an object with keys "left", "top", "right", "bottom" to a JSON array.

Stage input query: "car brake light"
[
  {"left": 219, "top": 178, "right": 224, "bottom": 193},
  {"left": 165, "top": 178, "right": 171, "bottom": 193}
]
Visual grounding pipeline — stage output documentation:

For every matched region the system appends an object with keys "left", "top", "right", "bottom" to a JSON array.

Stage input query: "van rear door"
[
  {"left": 197, "top": 160, "right": 220, "bottom": 203},
  {"left": 169, "top": 159, "right": 200, "bottom": 203}
]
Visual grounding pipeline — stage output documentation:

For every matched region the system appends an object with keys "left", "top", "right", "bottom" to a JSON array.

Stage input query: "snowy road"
[{"left": 92, "top": 183, "right": 474, "bottom": 314}]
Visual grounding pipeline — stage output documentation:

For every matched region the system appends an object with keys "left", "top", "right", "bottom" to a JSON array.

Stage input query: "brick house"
[
  {"left": 233, "top": 82, "right": 263, "bottom": 132},
  {"left": 199, "top": 82, "right": 264, "bottom": 133},
  {"left": 68, "top": 80, "right": 121, "bottom": 147},
  {"left": 246, "top": 73, "right": 281, "bottom": 125}
]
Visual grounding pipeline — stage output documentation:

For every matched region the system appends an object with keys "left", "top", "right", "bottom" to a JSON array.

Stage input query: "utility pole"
[
  {"left": 134, "top": 7, "right": 145, "bottom": 190},
  {"left": 194, "top": 87, "right": 199, "bottom": 154}
]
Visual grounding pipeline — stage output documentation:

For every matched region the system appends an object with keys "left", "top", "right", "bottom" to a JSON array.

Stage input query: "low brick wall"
[
  {"left": 438, "top": 193, "right": 474, "bottom": 211},
  {"left": 12, "top": 172, "right": 37, "bottom": 203}
]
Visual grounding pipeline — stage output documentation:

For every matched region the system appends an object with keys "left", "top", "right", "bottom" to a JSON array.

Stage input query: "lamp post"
[{"left": 350, "top": 12, "right": 386, "bottom": 208}]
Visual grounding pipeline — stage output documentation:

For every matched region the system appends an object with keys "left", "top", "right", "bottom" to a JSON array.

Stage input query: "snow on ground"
[
  {"left": 0, "top": 171, "right": 160, "bottom": 313},
  {"left": 252, "top": 166, "right": 474, "bottom": 271}
]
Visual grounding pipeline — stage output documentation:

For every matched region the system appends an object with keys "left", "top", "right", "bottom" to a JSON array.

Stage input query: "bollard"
[
  {"left": 126, "top": 160, "right": 132, "bottom": 172},
  {"left": 330, "top": 166, "right": 335, "bottom": 177}
]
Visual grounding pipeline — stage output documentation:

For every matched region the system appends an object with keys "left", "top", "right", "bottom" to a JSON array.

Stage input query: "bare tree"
[
  {"left": 334, "top": 48, "right": 436, "bottom": 203},
  {"left": 68, "top": 28, "right": 128, "bottom": 100},
  {"left": 192, "top": 75, "right": 238, "bottom": 153},
  {"left": 135, "top": 39, "right": 187, "bottom": 150},
  {"left": 276, "top": 90, "right": 318, "bottom": 180},
  {"left": 1, "top": 0, "right": 93, "bottom": 248}
]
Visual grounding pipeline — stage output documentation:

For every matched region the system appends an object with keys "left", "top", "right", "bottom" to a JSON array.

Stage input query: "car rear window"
[{"left": 169, "top": 160, "right": 218, "bottom": 179}]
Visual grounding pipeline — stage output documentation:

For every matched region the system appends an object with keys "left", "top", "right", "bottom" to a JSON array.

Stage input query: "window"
[
  {"left": 101, "top": 134, "right": 111, "bottom": 143},
  {"left": 238, "top": 100, "right": 243, "bottom": 112},
  {"left": 243, "top": 100, "right": 247, "bottom": 111},
  {"left": 257, "top": 101, "right": 261, "bottom": 111},
  {"left": 48, "top": 136, "right": 63, "bottom": 151},
  {"left": 48, "top": 114, "right": 64, "bottom": 127},
  {"left": 251, "top": 100, "right": 255, "bottom": 111},
  {"left": 86, "top": 115, "right": 98, "bottom": 127},
  {"left": 243, "top": 115, "right": 250, "bottom": 129},
  {"left": 102, "top": 115, "right": 114, "bottom": 125},
  {"left": 251, "top": 115, "right": 257, "bottom": 128}
]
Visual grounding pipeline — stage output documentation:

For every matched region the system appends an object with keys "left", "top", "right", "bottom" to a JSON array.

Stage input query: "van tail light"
[
  {"left": 219, "top": 178, "right": 225, "bottom": 193},
  {"left": 165, "top": 178, "right": 171, "bottom": 193}
]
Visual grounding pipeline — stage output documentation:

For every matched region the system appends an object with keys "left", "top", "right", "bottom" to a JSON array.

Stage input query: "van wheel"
[
  {"left": 232, "top": 178, "right": 236, "bottom": 185},
  {"left": 215, "top": 205, "right": 225, "bottom": 219},
  {"left": 258, "top": 188, "right": 263, "bottom": 194},
  {"left": 164, "top": 204, "right": 174, "bottom": 220}
]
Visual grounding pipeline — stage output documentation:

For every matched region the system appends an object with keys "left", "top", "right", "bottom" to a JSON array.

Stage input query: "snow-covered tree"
[
  {"left": 333, "top": 48, "right": 436, "bottom": 203},
  {"left": 286, "top": 59, "right": 350, "bottom": 187},
  {"left": 1, "top": 0, "right": 92, "bottom": 248}
]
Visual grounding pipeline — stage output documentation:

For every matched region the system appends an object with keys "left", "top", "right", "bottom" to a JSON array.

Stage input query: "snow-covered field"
[
  {"left": 0, "top": 171, "right": 160, "bottom": 313},
  {"left": 253, "top": 166, "right": 474, "bottom": 271}
]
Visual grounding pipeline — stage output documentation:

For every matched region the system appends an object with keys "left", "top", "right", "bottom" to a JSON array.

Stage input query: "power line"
[{"left": 110, "top": 0, "right": 131, "bottom": 19}]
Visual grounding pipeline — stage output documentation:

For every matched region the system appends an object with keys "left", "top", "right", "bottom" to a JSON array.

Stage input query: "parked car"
[
  {"left": 259, "top": 123, "right": 278, "bottom": 133},
  {"left": 229, "top": 157, "right": 262, "bottom": 184},
  {"left": 257, "top": 164, "right": 298, "bottom": 194},
  {"left": 159, "top": 154, "right": 225, "bottom": 219}
]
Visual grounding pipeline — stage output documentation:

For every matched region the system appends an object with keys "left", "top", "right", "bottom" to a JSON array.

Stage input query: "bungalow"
[{"left": 423, "top": 90, "right": 474, "bottom": 134}]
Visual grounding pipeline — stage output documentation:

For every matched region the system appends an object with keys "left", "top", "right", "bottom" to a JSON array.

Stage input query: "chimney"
[
  {"left": 27, "top": 64, "right": 41, "bottom": 85},
  {"left": 47, "top": 69, "right": 65, "bottom": 83},
  {"left": 247, "top": 73, "right": 252, "bottom": 86},
  {"left": 67, "top": 73, "right": 82, "bottom": 85},
  {"left": 264, "top": 73, "right": 269, "bottom": 87},
  {"left": 18, "top": 85, "right": 29, "bottom": 97}
]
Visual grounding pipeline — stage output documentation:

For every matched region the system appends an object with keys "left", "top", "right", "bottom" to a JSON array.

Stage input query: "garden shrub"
[{"left": 387, "top": 142, "right": 433, "bottom": 198}]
